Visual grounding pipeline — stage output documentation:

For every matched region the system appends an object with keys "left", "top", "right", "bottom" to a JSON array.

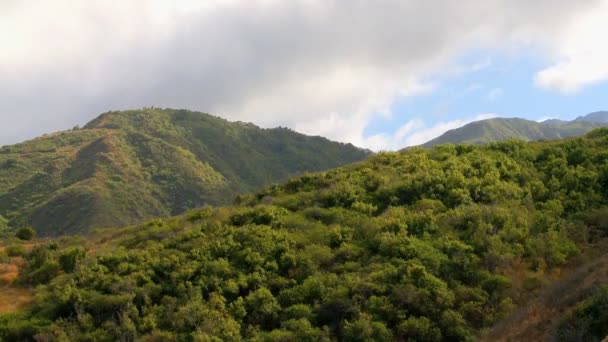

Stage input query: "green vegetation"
[
  {"left": 557, "top": 285, "right": 608, "bottom": 341},
  {"left": 0, "top": 215, "right": 8, "bottom": 238},
  {"left": 4, "top": 244, "right": 26, "bottom": 257},
  {"left": 0, "top": 108, "right": 369, "bottom": 236},
  {"left": 15, "top": 227, "right": 36, "bottom": 241},
  {"left": 423, "top": 112, "right": 608, "bottom": 147},
  {"left": 2, "top": 129, "right": 608, "bottom": 340}
]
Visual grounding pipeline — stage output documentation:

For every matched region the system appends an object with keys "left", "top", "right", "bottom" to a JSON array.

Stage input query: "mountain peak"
[
  {"left": 574, "top": 111, "right": 608, "bottom": 123},
  {"left": 0, "top": 108, "right": 369, "bottom": 236},
  {"left": 423, "top": 112, "right": 608, "bottom": 147}
]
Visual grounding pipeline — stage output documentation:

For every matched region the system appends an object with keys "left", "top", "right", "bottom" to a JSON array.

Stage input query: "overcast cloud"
[{"left": 0, "top": 0, "right": 605, "bottom": 148}]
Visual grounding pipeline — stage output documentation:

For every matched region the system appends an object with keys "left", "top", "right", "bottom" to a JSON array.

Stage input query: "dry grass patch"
[
  {"left": 0, "top": 287, "right": 35, "bottom": 314},
  {"left": 482, "top": 251, "right": 608, "bottom": 341}
]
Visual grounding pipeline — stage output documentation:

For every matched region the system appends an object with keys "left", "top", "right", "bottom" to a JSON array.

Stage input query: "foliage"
[
  {"left": 0, "top": 215, "right": 9, "bottom": 238},
  {"left": 0, "top": 108, "right": 369, "bottom": 236},
  {"left": 15, "top": 227, "right": 36, "bottom": 241},
  {"left": 5, "top": 244, "right": 26, "bottom": 257},
  {"left": 2, "top": 129, "right": 608, "bottom": 340},
  {"left": 556, "top": 285, "right": 608, "bottom": 341}
]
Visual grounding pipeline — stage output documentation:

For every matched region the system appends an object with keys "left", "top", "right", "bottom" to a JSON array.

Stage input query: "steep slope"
[
  {"left": 2, "top": 129, "right": 608, "bottom": 340},
  {"left": 423, "top": 114, "right": 608, "bottom": 147},
  {"left": 0, "top": 108, "right": 369, "bottom": 235},
  {"left": 482, "top": 246, "right": 608, "bottom": 341}
]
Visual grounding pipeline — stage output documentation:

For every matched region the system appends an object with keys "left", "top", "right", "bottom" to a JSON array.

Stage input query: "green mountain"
[
  {"left": 423, "top": 112, "right": 608, "bottom": 147},
  {"left": 0, "top": 108, "right": 369, "bottom": 236},
  {"left": 2, "top": 129, "right": 608, "bottom": 340}
]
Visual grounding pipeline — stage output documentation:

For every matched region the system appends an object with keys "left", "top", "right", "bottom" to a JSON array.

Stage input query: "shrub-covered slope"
[
  {"left": 2, "top": 129, "right": 608, "bottom": 341},
  {"left": 0, "top": 108, "right": 369, "bottom": 236}
]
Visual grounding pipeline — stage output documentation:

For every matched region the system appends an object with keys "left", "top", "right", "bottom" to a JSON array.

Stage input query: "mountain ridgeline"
[
  {"left": 423, "top": 111, "right": 608, "bottom": 147},
  {"left": 0, "top": 108, "right": 369, "bottom": 236},
  {"left": 2, "top": 129, "right": 608, "bottom": 340}
]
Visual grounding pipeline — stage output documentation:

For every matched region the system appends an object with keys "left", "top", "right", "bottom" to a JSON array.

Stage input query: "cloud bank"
[{"left": 0, "top": 0, "right": 604, "bottom": 148}]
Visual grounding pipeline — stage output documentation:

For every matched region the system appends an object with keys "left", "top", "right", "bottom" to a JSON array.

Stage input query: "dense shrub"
[
  {"left": 5, "top": 244, "right": 26, "bottom": 257},
  {"left": 15, "top": 227, "right": 36, "bottom": 241},
  {"left": 557, "top": 286, "right": 608, "bottom": 341},
  {"left": 2, "top": 131, "right": 608, "bottom": 340}
]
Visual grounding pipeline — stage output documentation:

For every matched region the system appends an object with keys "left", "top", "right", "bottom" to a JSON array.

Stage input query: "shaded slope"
[{"left": 0, "top": 108, "right": 369, "bottom": 235}]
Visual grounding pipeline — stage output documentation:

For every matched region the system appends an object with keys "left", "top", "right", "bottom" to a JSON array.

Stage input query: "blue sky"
[
  {"left": 363, "top": 50, "right": 608, "bottom": 148},
  {"left": 2, "top": 1, "right": 608, "bottom": 150}
]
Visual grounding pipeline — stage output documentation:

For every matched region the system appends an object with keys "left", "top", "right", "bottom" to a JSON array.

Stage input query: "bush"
[
  {"left": 24, "top": 261, "right": 61, "bottom": 285},
  {"left": 557, "top": 285, "right": 608, "bottom": 341},
  {"left": 16, "top": 227, "right": 36, "bottom": 241},
  {"left": 5, "top": 244, "right": 26, "bottom": 257},
  {"left": 59, "top": 247, "right": 86, "bottom": 273},
  {"left": 0, "top": 251, "right": 8, "bottom": 263}
]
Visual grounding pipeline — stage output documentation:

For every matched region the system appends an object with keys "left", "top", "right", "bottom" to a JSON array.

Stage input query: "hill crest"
[
  {"left": 0, "top": 108, "right": 370, "bottom": 236},
  {"left": 423, "top": 112, "right": 608, "bottom": 147}
]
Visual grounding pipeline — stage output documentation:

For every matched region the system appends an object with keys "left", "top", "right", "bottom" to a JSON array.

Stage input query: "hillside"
[
  {"left": 482, "top": 244, "right": 608, "bottom": 341},
  {"left": 423, "top": 112, "right": 608, "bottom": 147},
  {"left": 0, "top": 108, "right": 369, "bottom": 236},
  {"left": 575, "top": 111, "right": 608, "bottom": 123},
  {"left": 1, "top": 129, "right": 608, "bottom": 340}
]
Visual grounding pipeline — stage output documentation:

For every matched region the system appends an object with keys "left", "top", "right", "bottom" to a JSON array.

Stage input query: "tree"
[{"left": 16, "top": 226, "right": 36, "bottom": 240}]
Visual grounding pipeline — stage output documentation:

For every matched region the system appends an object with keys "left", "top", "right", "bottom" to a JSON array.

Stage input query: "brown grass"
[
  {"left": 0, "top": 241, "right": 40, "bottom": 254},
  {"left": 0, "top": 287, "right": 35, "bottom": 314},
  {"left": 0, "top": 254, "right": 34, "bottom": 314},
  {"left": 0, "top": 263, "right": 19, "bottom": 284},
  {"left": 481, "top": 248, "right": 608, "bottom": 342}
]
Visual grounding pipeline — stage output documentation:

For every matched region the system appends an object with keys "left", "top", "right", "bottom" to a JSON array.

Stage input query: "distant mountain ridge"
[
  {"left": 423, "top": 111, "right": 608, "bottom": 147},
  {"left": 0, "top": 108, "right": 370, "bottom": 236},
  {"left": 574, "top": 111, "right": 608, "bottom": 123}
]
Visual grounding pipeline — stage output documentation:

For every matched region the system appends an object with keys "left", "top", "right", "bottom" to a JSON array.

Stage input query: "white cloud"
[
  {"left": 536, "top": 115, "right": 559, "bottom": 122},
  {"left": 487, "top": 88, "right": 504, "bottom": 100},
  {"left": 364, "top": 113, "right": 498, "bottom": 150},
  {"left": 0, "top": 0, "right": 603, "bottom": 147},
  {"left": 535, "top": 0, "right": 608, "bottom": 93}
]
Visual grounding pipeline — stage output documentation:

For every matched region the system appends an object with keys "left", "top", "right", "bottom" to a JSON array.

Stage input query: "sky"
[{"left": 1, "top": 0, "right": 608, "bottom": 150}]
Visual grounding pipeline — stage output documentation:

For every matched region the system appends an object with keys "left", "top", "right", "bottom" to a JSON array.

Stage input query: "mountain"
[
  {"left": 423, "top": 112, "right": 608, "bottom": 147},
  {"left": 0, "top": 108, "right": 369, "bottom": 236},
  {"left": 574, "top": 110, "right": 608, "bottom": 123},
  {"left": 2, "top": 128, "right": 608, "bottom": 340}
]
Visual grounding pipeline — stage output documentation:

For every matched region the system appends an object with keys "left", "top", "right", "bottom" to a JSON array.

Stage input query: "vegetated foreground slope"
[
  {"left": 2, "top": 129, "right": 608, "bottom": 341},
  {"left": 0, "top": 108, "right": 369, "bottom": 236},
  {"left": 483, "top": 244, "right": 608, "bottom": 342},
  {"left": 423, "top": 111, "right": 608, "bottom": 147}
]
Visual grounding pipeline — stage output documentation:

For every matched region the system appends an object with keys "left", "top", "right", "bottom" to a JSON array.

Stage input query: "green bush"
[
  {"left": 557, "top": 285, "right": 608, "bottom": 341},
  {"left": 5, "top": 244, "right": 26, "bottom": 257},
  {"left": 16, "top": 227, "right": 36, "bottom": 241},
  {"left": 2, "top": 129, "right": 608, "bottom": 340},
  {"left": 58, "top": 247, "right": 86, "bottom": 273},
  {"left": 0, "top": 251, "right": 9, "bottom": 263}
]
